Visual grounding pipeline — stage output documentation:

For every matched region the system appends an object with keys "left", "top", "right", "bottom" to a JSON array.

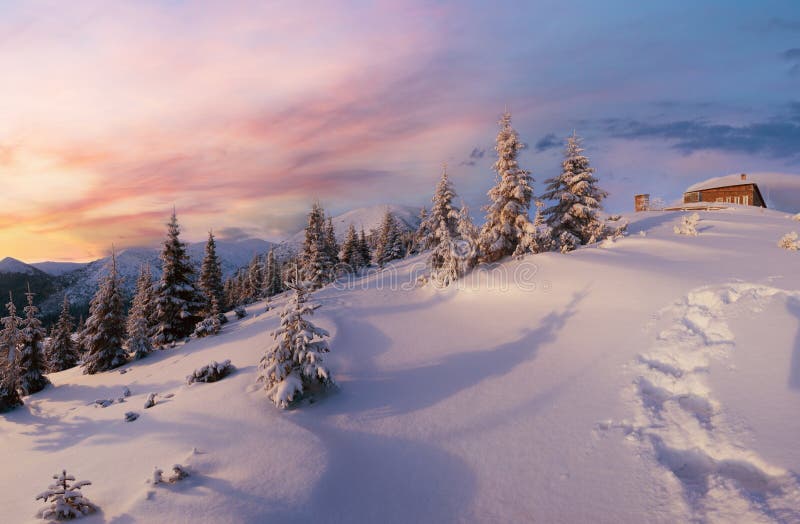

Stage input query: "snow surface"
[{"left": 2, "top": 207, "right": 799, "bottom": 523}]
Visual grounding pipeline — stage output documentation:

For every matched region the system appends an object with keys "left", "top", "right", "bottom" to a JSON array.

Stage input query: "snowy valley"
[{"left": 1, "top": 206, "right": 799, "bottom": 523}]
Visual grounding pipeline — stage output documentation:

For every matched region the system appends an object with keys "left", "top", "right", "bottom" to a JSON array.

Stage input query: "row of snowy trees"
[
  {"left": 417, "top": 113, "right": 615, "bottom": 285},
  {"left": 223, "top": 247, "right": 284, "bottom": 309}
]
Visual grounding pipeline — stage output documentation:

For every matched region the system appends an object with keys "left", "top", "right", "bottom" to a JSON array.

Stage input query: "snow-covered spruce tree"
[
  {"left": 263, "top": 248, "right": 283, "bottom": 297},
  {"left": 36, "top": 469, "right": 97, "bottom": 520},
  {"left": 198, "top": 231, "right": 225, "bottom": 316},
  {"left": 192, "top": 296, "right": 221, "bottom": 338},
  {"left": 324, "top": 217, "right": 339, "bottom": 268},
  {"left": 82, "top": 252, "right": 128, "bottom": 374},
  {"left": 0, "top": 293, "right": 23, "bottom": 411},
  {"left": 0, "top": 357, "right": 22, "bottom": 412},
  {"left": 415, "top": 206, "right": 434, "bottom": 252},
  {"left": 358, "top": 227, "right": 372, "bottom": 267},
  {"left": 541, "top": 132, "right": 608, "bottom": 251},
  {"left": 127, "top": 264, "right": 156, "bottom": 341},
  {"left": 374, "top": 210, "right": 405, "bottom": 267},
  {"left": 257, "top": 282, "right": 333, "bottom": 408},
  {"left": 17, "top": 286, "right": 50, "bottom": 395},
  {"left": 339, "top": 224, "right": 363, "bottom": 272},
  {"left": 126, "top": 275, "right": 154, "bottom": 360},
  {"left": 428, "top": 167, "right": 464, "bottom": 278},
  {"left": 154, "top": 211, "right": 203, "bottom": 345},
  {"left": 46, "top": 295, "right": 80, "bottom": 373},
  {"left": 301, "top": 203, "right": 333, "bottom": 288},
  {"left": 478, "top": 111, "right": 535, "bottom": 262},
  {"left": 246, "top": 254, "right": 264, "bottom": 302},
  {"left": 1, "top": 292, "right": 22, "bottom": 365}
]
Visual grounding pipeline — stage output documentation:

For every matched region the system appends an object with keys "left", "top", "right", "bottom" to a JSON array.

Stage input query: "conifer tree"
[
  {"left": 0, "top": 292, "right": 21, "bottom": 365},
  {"left": 0, "top": 294, "right": 23, "bottom": 411},
  {"left": 339, "top": 224, "right": 362, "bottom": 271},
  {"left": 127, "top": 264, "right": 156, "bottom": 340},
  {"left": 192, "top": 295, "right": 222, "bottom": 338},
  {"left": 478, "top": 111, "right": 535, "bottom": 262},
  {"left": 375, "top": 210, "right": 405, "bottom": 266},
  {"left": 430, "top": 166, "right": 460, "bottom": 241},
  {"left": 222, "top": 277, "right": 234, "bottom": 311},
  {"left": 35, "top": 469, "right": 97, "bottom": 520},
  {"left": 262, "top": 248, "right": 283, "bottom": 297},
  {"left": 415, "top": 207, "right": 434, "bottom": 253},
  {"left": 17, "top": 286, "right": 50, "bottom": 395},
  {"left": 46, "top": 295, "right": 79, "bottom": 372},
  {"left": 324, "top": 217, "right": 339, "bottom": 268},
  {"left": 301, "top": 203, "right": 331, "bottom": 287},
  {"left": 127, "top": 273, "right": 154, "bottom": 360},
  {"left": 257, "top": 282, "right": 333, "bottom": 408},
  {"left": 154, "top": 211, "right": 203, "bottom": 345},
  {"left": 358, "top": 227, "right": 372, "bottom": 267},
  {"left": 198, "top": 231, "right": 224, "bottom": 315},
  {"left": 246, "top": 254, "right": 264, "bottom": 302},
  {"left": 82, "top": 252, "right": 128, "bottom": 374},
  {"left": 541, "top": 132, "right": 608, "bottom": 251},
  {"left": 455, "top": 201, "right": 479, "bottom": 272}
]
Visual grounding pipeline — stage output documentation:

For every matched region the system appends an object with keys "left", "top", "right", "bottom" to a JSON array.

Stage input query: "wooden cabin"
[{"left": 682, "top": 173, "right": 766, "bottom": 208}]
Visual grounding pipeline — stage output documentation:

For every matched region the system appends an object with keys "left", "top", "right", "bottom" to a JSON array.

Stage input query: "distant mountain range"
[{"left": 0, "top": 204, "right": 421, "bottom": 323}]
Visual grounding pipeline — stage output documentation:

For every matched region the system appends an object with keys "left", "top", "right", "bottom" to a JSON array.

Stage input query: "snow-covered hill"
[
  {"left": 2, "top": 207, "right": 800, "bottom": 523},
  {"left": 30, "top": 261, "right": 88, "bottom": 276},
  {"left": 40, "top": 238, "right": 274, "bottom": 314},
  {"left": 276, "top": 204, "right": 421, "bottom": 258},
  {"left": 0, "top": 256, "right": 42, "bottom": 275}
]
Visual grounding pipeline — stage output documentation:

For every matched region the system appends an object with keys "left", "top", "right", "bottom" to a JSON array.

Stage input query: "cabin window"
[
  {"left": 716, "top": 197, "right": 724, "bottom": 202},
  {"left": 743, "top": 196, "right": 749, "bottom": 205}
]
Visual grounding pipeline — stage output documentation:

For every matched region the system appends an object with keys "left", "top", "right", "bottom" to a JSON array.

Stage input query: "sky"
[{"left": 1, "top": 0, "right": 799, "bottom": 262}]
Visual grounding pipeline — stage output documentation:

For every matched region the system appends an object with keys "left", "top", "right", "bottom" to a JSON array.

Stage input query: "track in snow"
[{"left": 601, "top": 283, "right": 800, "bottom": 523}]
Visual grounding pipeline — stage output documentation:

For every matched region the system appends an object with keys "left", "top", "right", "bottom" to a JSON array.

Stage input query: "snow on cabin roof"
[{"left": 685, "top": 174, "right": 757, "bottom": 192}]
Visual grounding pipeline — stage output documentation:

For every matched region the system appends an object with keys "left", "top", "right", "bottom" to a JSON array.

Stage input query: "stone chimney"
[{"left": 741, "top": 173, "right": 747, "bottom": 180}]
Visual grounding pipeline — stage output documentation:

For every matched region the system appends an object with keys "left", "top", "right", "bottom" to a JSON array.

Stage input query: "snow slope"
[
  {"left": 30, "top": 261, "right": 89, "bottom": 276},
  {"left": 0, "top": 256, "right": 41, "bottom": 275},
  {"left": 43, "top": 239, "right": 274, "bottom": 314},
  {"left": 2, "top": 207, "right": 799, "bottom": 523}
]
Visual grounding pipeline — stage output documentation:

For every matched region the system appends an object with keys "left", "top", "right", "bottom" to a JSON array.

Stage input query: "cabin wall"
[{"left": 682, "top": 184, "right": 765, "bottom": 207}]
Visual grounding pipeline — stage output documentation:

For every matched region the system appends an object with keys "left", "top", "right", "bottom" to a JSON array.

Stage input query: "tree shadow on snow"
[{"left": 326, "top": 289, "right": 587, "bottom": 418}]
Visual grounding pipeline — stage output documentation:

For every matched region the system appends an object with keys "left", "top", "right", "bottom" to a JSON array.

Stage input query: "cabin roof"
[{"left": 686, "top": 174, "right": 758, "bottom": 192}]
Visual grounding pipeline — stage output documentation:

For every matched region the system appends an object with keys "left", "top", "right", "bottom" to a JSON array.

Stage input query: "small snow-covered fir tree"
[
  {"left": 301, "top": 203, "right": 335, "bottom": 288},
  {"left": 0, "top": 357, "right": 22, "bottom": 412},
  {"left": 415, "top": 206, "right": 435, "bottom": 252},
  {"left": 82, "top": 251, "right": 128, "bottom": 374},
  {"left": 198, "top": 231, "right": 225, "bottom": 316},
  {"left": 127, "top": 264, "right": 156, "bottom": 341},
  {"left": 17, "top": 286, "right": 50, "bottom": 395},
  {"left": 192, "top": 296, "right": 221, "bottom": 338},
  {"left": 778, "top": 231, "right": 799, "bottom": 250},
  {"left": 35, "top": 469, "right": 97, "bottom": 520},
  {"left": 246, "top": 254, "right": 264, "bottom": 302},
  {"left": 262, "top": 248, "right": 283, "bottom": 297},
  {"left": 339, "top": 224, "right": 363, "bottom": 272},
  {"left": 257, "top": 282, "right": 333, "bottom": 408},
  {"left": 358, "top": 227, "right": 372, "bottom": 267},
  {"left": 324, "top": 217, "right": 339, "bottom": 268},
  {"left": 541, "top": 132, "right": 608, "bottom": 251},
  {"left": 46, "top": 295, "right": 79, "bottom": 373},
  {"left": 1, "top": 292, "right": 22, "bottom": 365},
  {"left": 154, "top": 211, "right": 204, "bottom": 345},
  {"left": 478, "top": 111, "right": 535, "bottom": 262},
  {"left": 0, "top": 293, "right": 24, "bottom": 411},
  {"left": 374, "top": 210, "right": 405, "bottom": 266},
  {"left": 674, "top": 213, "right": 700, "bottom": 237},
  {"left": 430, "top": 166, "right": 460, "bottom": 241},
  {"left": 127, "top": 275, "right": 154, "bottom": 360},
  {"left": 455, "top": 201, "right": 479, "bottom": 272}
]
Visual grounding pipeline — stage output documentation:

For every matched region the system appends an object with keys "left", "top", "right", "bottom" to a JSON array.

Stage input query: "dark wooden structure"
[
  {"left": 682, "top": 173, "right": 766, "bottom": 208},
  {"left": 634, "top": 194, "right": 650, "bottom": 212}
]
